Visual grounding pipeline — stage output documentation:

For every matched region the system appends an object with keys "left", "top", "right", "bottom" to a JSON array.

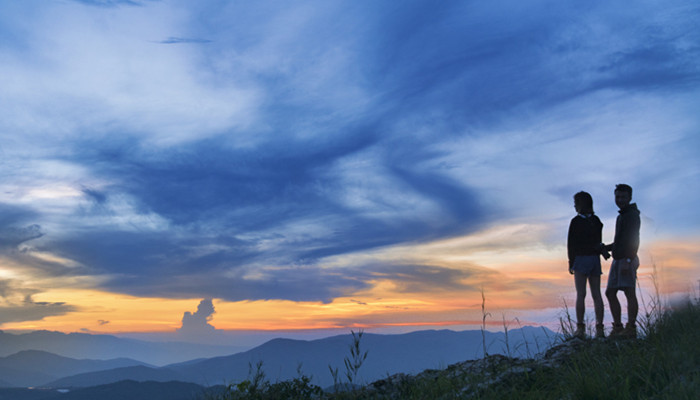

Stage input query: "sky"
[{"left": 0, "top": 0, "right": 699, "bottom": 346}]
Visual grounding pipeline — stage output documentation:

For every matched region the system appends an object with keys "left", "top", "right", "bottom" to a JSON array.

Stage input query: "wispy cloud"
[
  {"left": 158, "top": 37, "right": 212, "bottom": 44},
  {"left": 70, "top": 0, "right": 148, "bottom": 7}
]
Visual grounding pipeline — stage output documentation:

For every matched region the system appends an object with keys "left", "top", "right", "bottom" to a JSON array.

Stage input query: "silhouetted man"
[{"left": 605, "top": 184, "right": 641, "bottom": 338}]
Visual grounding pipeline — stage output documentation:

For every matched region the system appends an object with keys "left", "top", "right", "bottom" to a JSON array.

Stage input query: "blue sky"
[{"left": 0, "top": 0, "right": 699, "bottom": 336}]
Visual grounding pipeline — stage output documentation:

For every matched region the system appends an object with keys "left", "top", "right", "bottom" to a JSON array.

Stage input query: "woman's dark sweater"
[{"left": 567, "top": 214, "right": 603, "bottom": 268}]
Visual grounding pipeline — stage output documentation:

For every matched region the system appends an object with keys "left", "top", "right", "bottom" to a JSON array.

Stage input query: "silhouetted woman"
[{"left": 567, "top": 191, "right": 608, "bottom": 338}]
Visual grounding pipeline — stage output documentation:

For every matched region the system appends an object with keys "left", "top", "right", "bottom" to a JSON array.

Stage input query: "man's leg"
[
  {"left": 606, "top": 287, "right": 625, "bottom": 336},
  {"left": 623, "top": 286, "right": 638, "bottom": 325},
  {"left": 606, "top": 287, "right": 621, "bottom": 325}
]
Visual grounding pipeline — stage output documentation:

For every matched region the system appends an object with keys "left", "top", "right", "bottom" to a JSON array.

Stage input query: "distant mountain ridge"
[
  {"left": 0, "top": 350, "right": 147, "bottom": 388},
  {"left": 41, "top": 327, "right": 559, "bottom": 389},
  {"left": 46, "top": 365, "right": 186, "bottom": 388},
  {"left": 171, "top": 327, "right": 558, "bottom": 387},
  {"left": 0, "top": 330, "right": 243, "bottom": 366}
]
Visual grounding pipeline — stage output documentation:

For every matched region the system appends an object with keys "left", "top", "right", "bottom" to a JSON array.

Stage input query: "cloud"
[
  {"left": 0, "top": 1, "right": 260, "bottom": 147},
  {"left": 81, "top": 187, "right": 108, "bottom": 205},
  {"left": 70, "top": 0, "right": 148, "bottom": 7},
  {"left": 0, "top": 224, "right": 43, "bottom": 250},
  {"left": 176, "top": 299, "right": 216, "bottom": 338},
  {"left": 367, "top": 264, "right": 478, "bottom": 293},
  {"left": 0, "top": 280, "right": 77, "bottom": 324},
  {"left": 22, "top": 131, "right": 485, "bottom": 301},
  {"left": 87, "top": 261, "right": 372, "bottom": 303},
  {"left": 158, "top": 37, "right": 212, "bottom": 44}
]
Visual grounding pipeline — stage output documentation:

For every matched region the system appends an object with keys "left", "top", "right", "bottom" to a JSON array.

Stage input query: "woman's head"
[{"left": 574, "top": 191, "right": 594, "bottom": 214}]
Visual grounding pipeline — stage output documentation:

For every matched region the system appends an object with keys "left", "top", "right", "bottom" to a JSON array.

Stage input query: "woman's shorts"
[
  {"left": 573, "top": 255, "right": 602, "bottom": 276},
  {"left": 607, "top": 256, "right": 639, "bottom": 289}
]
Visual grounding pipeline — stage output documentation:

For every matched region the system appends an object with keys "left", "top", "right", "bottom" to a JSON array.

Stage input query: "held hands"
[{"left": 597, "top": 243, "right": 611, "bottom": 260}]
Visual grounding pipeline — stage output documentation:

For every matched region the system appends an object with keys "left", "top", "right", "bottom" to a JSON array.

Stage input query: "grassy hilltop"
[{"left": 208, "top": 299, "right": 700, "bottom": 400}]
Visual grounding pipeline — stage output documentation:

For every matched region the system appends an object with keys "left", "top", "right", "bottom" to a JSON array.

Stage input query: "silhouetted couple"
[{"left": 567, "top": 184, "right": 641, "bottom": 339}]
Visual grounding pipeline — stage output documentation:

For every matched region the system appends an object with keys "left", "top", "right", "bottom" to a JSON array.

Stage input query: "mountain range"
[
  {"left": 0, "top": 350, "right": 148, "bottom": 388},
  {"left": 0, "top": 330, "right": 244, "bottom": 365},
  {"left": 0, "top": 327, "right": 558, "bottom": 389}
]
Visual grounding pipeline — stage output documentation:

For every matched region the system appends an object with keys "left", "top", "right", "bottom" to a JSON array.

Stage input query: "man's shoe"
[
  {"left": 623, "top": 323, "right": 637, "bottom": 339},
  {"left": 609, "top": 322, "right": 624, "bottom": 337},
  {"left": 574, "top": 323, "right": 586, "bottom": 339},
  {"left": 595, "top": 323, "right": 605, "bottom": 339}
]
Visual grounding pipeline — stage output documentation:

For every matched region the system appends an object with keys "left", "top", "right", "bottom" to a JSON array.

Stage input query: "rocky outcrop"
[{"left": 366, "top": 337, "right": 591, "bottom": 398}]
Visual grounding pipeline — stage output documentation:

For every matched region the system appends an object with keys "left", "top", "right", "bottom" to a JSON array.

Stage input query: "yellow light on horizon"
[{"left": 1, "top": 234, "right": 697, "bottom": 335}]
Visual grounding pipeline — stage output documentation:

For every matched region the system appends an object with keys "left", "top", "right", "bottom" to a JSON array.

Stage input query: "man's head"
[{"left": 614, "top": 184, "right": 633, "bottom": 209}]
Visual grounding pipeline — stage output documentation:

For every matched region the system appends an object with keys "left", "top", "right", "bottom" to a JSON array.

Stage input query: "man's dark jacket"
[{"left": 608, "top": 203, "right": 641, "bottom": 260}]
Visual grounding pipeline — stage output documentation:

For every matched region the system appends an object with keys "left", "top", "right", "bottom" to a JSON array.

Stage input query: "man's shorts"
[
  {"left": 607, "top": 256, "right": 639, "bottom": 289},
  {"left": 573, "top": 255, "right": 602, "bottom": 276}
]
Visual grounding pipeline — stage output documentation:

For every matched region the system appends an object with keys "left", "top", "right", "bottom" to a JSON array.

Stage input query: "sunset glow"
[{"left": 2, "top": 234, "right": 697, "bottom": 336}]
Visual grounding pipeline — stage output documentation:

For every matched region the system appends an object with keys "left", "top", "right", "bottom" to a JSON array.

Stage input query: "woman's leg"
[
  {"left": 588, "top": 274, "right": 604, "bottom": 325},
  {"left": 574, "top": 272, "right": 588, "bottom": 324}
]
